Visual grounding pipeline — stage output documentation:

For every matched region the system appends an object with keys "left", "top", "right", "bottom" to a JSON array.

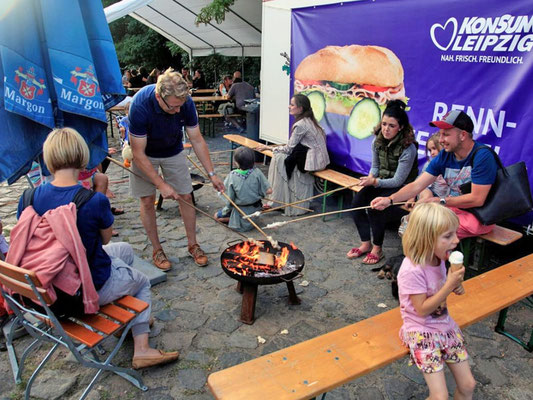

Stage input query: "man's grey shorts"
[{"left": 130, "top": 151, "right": 193, "bottom": 198}]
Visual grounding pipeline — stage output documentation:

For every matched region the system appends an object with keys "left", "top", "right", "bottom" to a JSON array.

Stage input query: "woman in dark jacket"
[{"left": 347, "top": 100, "right": 418, "bottom": 264}]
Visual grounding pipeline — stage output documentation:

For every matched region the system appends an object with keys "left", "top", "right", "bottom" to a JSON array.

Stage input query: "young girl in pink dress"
[{"left": 398, "top": 202, "right": 476, "bottom": 399}]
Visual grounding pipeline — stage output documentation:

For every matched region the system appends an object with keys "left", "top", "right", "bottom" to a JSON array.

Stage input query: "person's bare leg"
[
  {"left": 357, "top": 241, "right": 372, "bottom": 253},
  {"left": 92, "top": 172, "right": 108, "bottom": 195},
  {"left": 448, "top": 361, "right": 475, "bottom": 400},
  {"left": 178, "top": 193, "right": 197, "bottom": 247},
  {"left": 422, "top": 370, "right": 449, "bottom": 400},
  {"left": 133, "top": 333, "right": 160, "bottom": 357},
  {"left": 140, "top": 195, "right": 161, "bottom": 251}
]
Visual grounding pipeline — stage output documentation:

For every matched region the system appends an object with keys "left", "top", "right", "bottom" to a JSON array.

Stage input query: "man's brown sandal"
[
  {"left": 153, "top": 249, "right": 172, "bottom": 271},
  {"left": 188, "top": 244, "right": 208, "bottom": 267}
]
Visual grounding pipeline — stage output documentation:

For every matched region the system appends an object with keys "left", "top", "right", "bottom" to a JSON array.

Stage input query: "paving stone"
[
  {"left": 475, "top": 359, "right": 509, "bottom": 386},
  {"left": 399, "top": 363, "right": 425, "bottom": 385},
  {"left": 196, "top": 332, "right": 229, "bottom": 349},
  {"left": 158, "top": 331, "right": 196, "bottom": 351},
  {"left": 228, "top": 330, "right": 258, "bottom": 349},
  {"left": 193, "top": 265, "right": 224, "bottom": 279},
  {"left": 301, "top": 283, "right": 328, "bottom": 299},
  {"left": 172, "top": 310, "right": 209, "bottom": 329},
  {"left": 507, "top": 387, "right": 533, "bottom": 400},
  {"left": 354, "top": 387, "right": 384, "bottom": 400},
  {"left": 383, "top": 376, "right": 417, "bottom": 399},
  {"left": 129, "top": 234, "right": 147, "bottom": 243},
  {"left": 217, "top": 351, "right": 253, "bottom": 369},
  {"left": 208, "top": 274, "right": 235, "bottom": 288},
  {"left": 184, "top": 351, "right": 211, "bottom": 365},
  {"left": 30, "top": 370, "right": 77, "bottom": 400},
  {"left": 155, "top": 309, "right": 179, "bottom": 322},
  {"left": 321, "top": 275, "right": 345, "bottom": 291},
  {"left": 177, "top": 369, "right": 206, "bottom": 390},
  {"left": 466, "top": 323, "right": 496, "bottom": 340},
  {"left": 173, "top": 271, "right": 189, "bottom": 281},
  {"left": 207, "top": 312, "right": 241, "bottom": 333}
]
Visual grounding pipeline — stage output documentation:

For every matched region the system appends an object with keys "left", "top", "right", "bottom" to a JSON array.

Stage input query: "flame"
[
  {"left": 223, "top": 240, "right": 293, "bottom": 276},
  {"left": 290, "top": 242, "right": 298, "bottom": 250},
  {"left": 275, "top": 246, "right": 290, "bottom": 269}
]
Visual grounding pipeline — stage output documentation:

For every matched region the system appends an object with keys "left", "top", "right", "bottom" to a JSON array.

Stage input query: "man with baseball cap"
[{"left": 372, "top": 110, "right": 498, "bottom": 238}]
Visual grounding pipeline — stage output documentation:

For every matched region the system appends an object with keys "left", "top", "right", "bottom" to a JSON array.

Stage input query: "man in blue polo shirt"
[
  {"left": 129, "top": 68, "right": 224, "bottom": 270},
  {"left": 372, "top": 110, "right": 498, "bottom": 238}
]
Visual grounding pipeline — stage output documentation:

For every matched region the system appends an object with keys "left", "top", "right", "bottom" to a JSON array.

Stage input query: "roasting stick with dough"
[
  {"left": 186, "top": 155, "right": 279, "bottom": 247},
  {"left": 263, "top": 202, "right": 410, "bottom": 229},
  {"left": 262, "top": 198, "right": 313, "bottom": 213},
  {"left": 248, "top": 182, "right": 360, "bottom": 217}
]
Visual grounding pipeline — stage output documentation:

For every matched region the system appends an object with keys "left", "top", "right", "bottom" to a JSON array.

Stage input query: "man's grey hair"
[{"left": 155, "top": 68, "right": 189, "bottom": 99}]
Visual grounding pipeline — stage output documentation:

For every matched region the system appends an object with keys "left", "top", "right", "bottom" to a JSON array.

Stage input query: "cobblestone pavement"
[{"left": 0, "top": 129, "right": 532, "bottom": 400}]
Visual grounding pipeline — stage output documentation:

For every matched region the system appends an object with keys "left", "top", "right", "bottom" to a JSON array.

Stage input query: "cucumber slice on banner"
[
  {"left": 306, "top": 91, "right": 326, "bottom": 122},
  {"left": 347, "top": 98, "right": 381, "bottom": 139},
  {"left": 327, "top": 81, "right": 353, "bottom": 91}
]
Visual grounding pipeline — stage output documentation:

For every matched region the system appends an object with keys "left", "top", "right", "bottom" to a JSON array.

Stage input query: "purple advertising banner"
[{"left": 291, "top": 0, "right": 533, "bottom": 224}]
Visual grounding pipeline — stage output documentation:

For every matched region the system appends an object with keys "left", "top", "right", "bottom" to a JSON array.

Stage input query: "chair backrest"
[{"left": 0, "top": 260, "right": 52, "bottom": 304}]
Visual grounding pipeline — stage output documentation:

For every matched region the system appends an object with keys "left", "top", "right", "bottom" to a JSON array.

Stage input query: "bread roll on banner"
[{"left": 294, "top": 45, "right": 407, "bottom": 139}]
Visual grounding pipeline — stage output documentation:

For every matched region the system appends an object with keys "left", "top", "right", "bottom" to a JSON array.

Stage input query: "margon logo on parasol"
[
  {"left": 430, "top": 14, "right": 533, "bottom": 53},
  {"left": 60, "top": 88, "right": 104, "bottom": 111},
  {"left": 4, "top": 86, "right": 46, "bottom": 114},
  {"left": 70, "top": 65, "right": 100, "bottom": 98},
  {"left": 13, "top": 67, "right": 46, "bottom": 101}
]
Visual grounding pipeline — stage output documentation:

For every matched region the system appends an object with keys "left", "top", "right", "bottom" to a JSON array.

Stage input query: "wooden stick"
[
  {"left": 263, "top": 202, "right": 410, "bottom": 229},
  {"left": 262, "top": 198, "right": 313, "bottom": 213},
  {"left": 178, "top": 196, "right": 248, "bottom": 240},
  {"left": 187, "top": 155, "right": 273, "bottom": 241},
  {"left": 106, "top": 156, "right": 144, "bottom": 179},
  {"left": 208, "top": 149, "right": 236, "bottom": 155},
  {"left": 261, "top": 182, "right": 361, "bottom": 215}
]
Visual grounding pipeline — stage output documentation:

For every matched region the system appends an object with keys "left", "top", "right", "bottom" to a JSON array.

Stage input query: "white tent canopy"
[{"left": 105, "top": 0, "right": 262, "bottom": 58}]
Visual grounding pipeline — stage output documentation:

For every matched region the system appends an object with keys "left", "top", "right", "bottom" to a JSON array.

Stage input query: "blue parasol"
[{"left": 0, "top": 0, "right": 125, "bottom": 184}]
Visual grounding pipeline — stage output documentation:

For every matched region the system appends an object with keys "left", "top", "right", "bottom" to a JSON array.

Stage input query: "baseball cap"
[{"left": 429, "top": 110, "right": 474, "bottom": 133}]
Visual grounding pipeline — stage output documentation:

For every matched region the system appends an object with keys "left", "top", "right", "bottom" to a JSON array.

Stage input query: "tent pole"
[{"left": 241, "top": 46, "right": 244, "bottom": 80}]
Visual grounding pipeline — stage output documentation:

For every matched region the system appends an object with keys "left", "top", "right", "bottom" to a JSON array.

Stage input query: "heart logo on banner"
[{"left": 430, "top": 18, "right": 458, "bottom": 51}]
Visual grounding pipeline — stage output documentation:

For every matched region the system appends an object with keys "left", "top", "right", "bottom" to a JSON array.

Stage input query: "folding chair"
[{"left": 0, "top": 259, "right": 149, "bottom": 400}]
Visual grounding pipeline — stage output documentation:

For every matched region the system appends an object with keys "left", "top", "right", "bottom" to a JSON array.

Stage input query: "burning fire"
[{"left": 222, "top": 240, "right": 297, "bottom": 276}]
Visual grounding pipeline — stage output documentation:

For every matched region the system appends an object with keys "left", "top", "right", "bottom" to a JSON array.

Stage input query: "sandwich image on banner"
[{"left": 294, "top": 45, "right": 407, "bottom": 139}]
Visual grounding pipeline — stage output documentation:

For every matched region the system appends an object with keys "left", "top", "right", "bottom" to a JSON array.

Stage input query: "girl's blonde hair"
[
  {"left": 402, "top": 203, "right": 459, "bottom": 265},
  {"left": 426, "top": 132, "right": 442, "bottom": 157},
  {"left": 155, "top": 68, "right": 189, "bottom": 99},
  {"left": 43, "top": 127, "right": 89, "bottom": 174}
]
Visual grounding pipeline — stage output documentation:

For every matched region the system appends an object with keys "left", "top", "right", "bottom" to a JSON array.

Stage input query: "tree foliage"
[{"left": 195, "top": 0, "right": 236, "bottom": 25}]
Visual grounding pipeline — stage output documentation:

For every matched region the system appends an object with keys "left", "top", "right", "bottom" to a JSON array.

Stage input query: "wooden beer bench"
[
  {"left": 223, "top": 134, "right": 362, "bottom": 218},
  {"left": 207, "top": 254, "right": 533, "bottom": 400},
  {"left": 198, "top": 113, "right": 242, "bottom": 137},
  {"left": 464, "top": 225, "right": 523, "bottom": 274}
]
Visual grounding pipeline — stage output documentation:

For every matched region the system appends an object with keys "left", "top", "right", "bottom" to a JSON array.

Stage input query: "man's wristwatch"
[
  {"left": 439, "top": 197, "right": 447, "bottom": 205},
  {"left": 389, "top": 197, "right": 394, "bottom": 206},
  {"left": 208, "top": 171, "right": 216, "bottom": 178}
]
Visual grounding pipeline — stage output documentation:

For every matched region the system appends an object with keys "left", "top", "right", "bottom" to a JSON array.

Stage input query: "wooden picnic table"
[
  {"left": 192, "top": 88, "right": 217, "bottom": 95},
  {"left": 191, "top": 96, "right": 227, "bottom": 102}
]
